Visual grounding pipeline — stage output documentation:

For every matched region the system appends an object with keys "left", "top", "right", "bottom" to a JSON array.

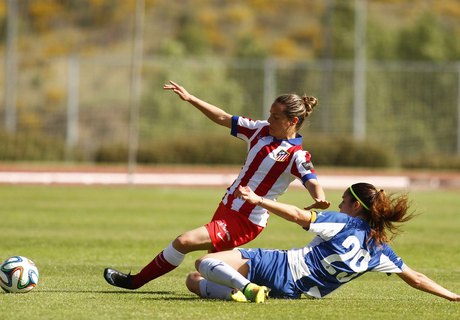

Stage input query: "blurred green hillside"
[
  {"left": 1, "top": 0, "right": 460, "bottom": 169},
  {"left": 1, "top": 0, "right": 460, "bottom": 60}
]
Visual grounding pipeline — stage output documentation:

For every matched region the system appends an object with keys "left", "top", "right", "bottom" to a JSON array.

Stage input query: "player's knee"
[
  {"left": 185, "top": 271, "right": 202, "bottom": 296},
  {"left": 173, "top": 227, "right": 213, "bottom": 253},
  {"left": 174, "top": 232, "right": 196, "bottom": 249},
  {"left": 196, "top": 251, "right": 214, "bottom": 268},
  {"left": 173, "top": 234, "right": 190, "bottom": 252},
  {"left": 194, "top": 258, "right": 202, "bottom": 271},
  {"left": 194, "top": 256, "right": 207, "bottom": 271}
]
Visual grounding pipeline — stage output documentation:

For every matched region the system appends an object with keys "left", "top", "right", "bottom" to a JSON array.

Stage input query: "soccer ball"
[{"left": 0, "top": 256, "right": 39, "bottom": 293}]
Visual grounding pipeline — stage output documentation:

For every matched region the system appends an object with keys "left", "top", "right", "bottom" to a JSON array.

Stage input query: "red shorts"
[{"left": 205, "top": 202, "right": 264, "bottom": 252}]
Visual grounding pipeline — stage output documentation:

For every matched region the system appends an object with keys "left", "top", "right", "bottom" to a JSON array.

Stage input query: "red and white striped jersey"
[{"left": 222, "top": 116, "right": 318, "bottom": 227}]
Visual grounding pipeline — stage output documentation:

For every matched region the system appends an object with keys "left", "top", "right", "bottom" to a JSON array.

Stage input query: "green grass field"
[{"left": 0, "top": 185, "right": 459, "bottom": 319}]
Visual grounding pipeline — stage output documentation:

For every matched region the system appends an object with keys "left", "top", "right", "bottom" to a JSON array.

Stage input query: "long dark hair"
[{"left": 347, "top": 182, "right": 414, "bottom": 245}]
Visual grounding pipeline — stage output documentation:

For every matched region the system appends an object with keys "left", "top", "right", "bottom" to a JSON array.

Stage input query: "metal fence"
[{"left": 1, "top": 55, "right": 460, "bottom": 164}]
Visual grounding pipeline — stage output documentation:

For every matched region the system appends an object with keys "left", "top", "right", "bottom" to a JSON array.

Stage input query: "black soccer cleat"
[{"left": 104, "top": 268, "right": 134, "bottom": 290}]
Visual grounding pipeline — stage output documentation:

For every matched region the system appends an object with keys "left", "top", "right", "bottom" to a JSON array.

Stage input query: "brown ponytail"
[{"left": 348, "top": 183, "right": 414, "bottom": 245}]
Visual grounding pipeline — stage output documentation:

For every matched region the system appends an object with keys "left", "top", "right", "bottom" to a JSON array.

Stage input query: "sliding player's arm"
[
  {"left": 397, "top": 266, "right": 460, "bottom": 301},
  {"left": 235, "top": 185, "right": 313, "bottom": 229}
]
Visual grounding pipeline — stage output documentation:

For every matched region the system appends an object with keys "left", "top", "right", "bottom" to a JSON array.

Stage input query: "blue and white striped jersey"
[{"left": 287, "top": 211, "right": 406, "bottom": 298}]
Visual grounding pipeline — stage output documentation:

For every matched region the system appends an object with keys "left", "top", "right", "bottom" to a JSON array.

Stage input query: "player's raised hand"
[
  {"left": 304, "top": 198, "right": 331, "bottom": 210},
  {"left": 163, "top": 80, "right": 192, "bottom": 101}
]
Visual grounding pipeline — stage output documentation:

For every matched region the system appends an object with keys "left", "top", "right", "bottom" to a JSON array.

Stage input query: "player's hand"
[
  {"left": 451, "top": 293, "right": 460, "bottom": 302},
  {"left": 163, "top": 80, "right": 192, "bottom": 101},
  {"left": 235, "top": 185, "right": 258, "bottom": 204},
  {"left": 304, "top": 198, "right": 331, "bottom": 210}
]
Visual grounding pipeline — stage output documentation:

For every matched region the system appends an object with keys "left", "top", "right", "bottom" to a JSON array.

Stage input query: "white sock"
[
  {"left": 198, "top": 278, "right": 233, "bottom": 300},
  {"left": 198, "top": 258, "right": 249, "bottom": 291},
  {"left": 162, "top": 243, "right": 185, "bottom": 266}
]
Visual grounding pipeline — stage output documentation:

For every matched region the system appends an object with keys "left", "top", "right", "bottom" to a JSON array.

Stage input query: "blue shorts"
[{"left": 238, "top": 248, "right": 302, "bottom": 299}]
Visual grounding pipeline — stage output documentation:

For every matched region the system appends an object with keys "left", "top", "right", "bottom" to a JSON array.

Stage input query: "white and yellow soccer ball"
[{"left": 0, "top": 256, "right": 39, "bottom": 293}]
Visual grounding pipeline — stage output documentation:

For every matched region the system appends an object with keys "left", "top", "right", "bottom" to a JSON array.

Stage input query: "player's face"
[
  {"left": 338, "top": 191, "right": 355, "bottom": 216},
  {"left": 267, "top": 102, "right": 297, "bottom": 139}
]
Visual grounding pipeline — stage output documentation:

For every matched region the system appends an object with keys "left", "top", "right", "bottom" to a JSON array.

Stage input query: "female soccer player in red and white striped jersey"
[{"left": 104, "top": 80, "right": 330, "bottom": 290}]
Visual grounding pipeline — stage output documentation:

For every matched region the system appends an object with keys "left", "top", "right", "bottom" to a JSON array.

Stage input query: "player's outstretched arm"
[
  {"left": 235, "top": 185, "right": 312, "bottom": 229},
  {"left": 163, "top": 80, "right": 232, "bottom": 128},
  {"left": 397, "top": 266, "right": 460, "bottom": 301},
  {"left": 304, "top": 178, "right": 330, "bottom": 210}
]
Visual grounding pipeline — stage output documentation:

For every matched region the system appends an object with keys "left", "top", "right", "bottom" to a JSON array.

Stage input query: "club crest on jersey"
[{"left": 274, "top": 149, "right": 290, "bottom": 162}]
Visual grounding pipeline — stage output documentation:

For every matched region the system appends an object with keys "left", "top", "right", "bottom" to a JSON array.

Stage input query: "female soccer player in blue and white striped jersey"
[
  {"left": 186, "top": 183, "right": 460, "bottom": 303},
  {"left": 104, "top": 81, "right": 330, "bottom": 290}
]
